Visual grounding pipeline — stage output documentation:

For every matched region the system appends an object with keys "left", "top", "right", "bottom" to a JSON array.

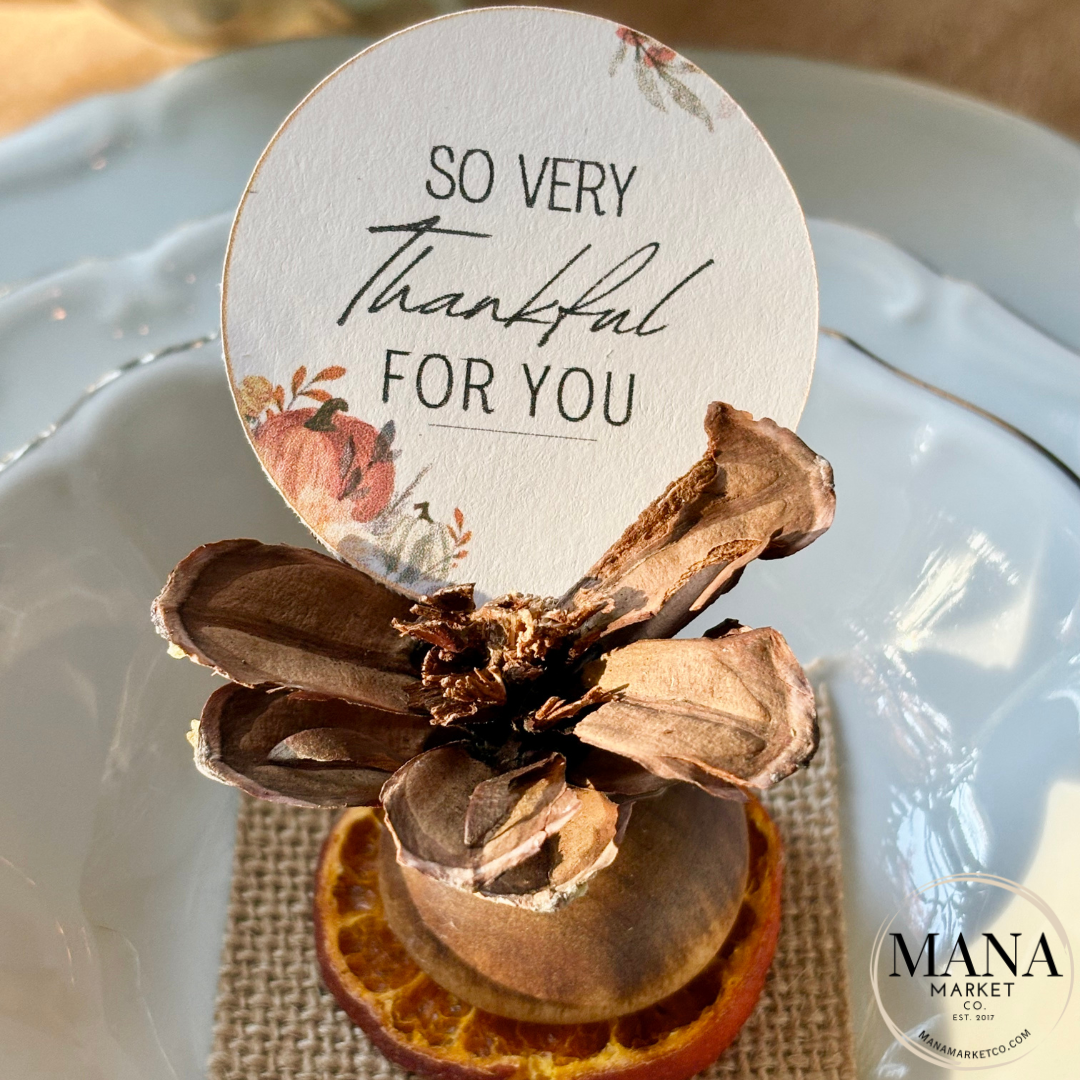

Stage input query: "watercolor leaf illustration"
[{"left": 611, "top": 26, "right": 714, "bottom": 132}]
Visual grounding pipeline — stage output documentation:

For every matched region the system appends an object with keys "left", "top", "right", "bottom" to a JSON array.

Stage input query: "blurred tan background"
[{"left": 1, "top": 0, "right": 1078, "bottom": 140}]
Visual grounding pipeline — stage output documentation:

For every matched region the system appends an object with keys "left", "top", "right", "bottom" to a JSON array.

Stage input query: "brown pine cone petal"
[
  {"left": 561, "top": 402, "right": 835, "bottom": 647},
  {"left": 534, "top": 786, "right": 624, "bottom": 892},
  {"left": 476, "top": 785, "right": 625, "bottom": 911},
  {"left": 381, "top": 745, "right": 581, "bottom": 894},
  {"left": 463, "top": 754, "right": 568, "bottom": 846},
  {"left": 574, "top": 628, "right": 818, "bottom": 793},
  {"left": 195, "top": 683, "right": 434, "bottom": 807},
  {"left": 153, "top": 539, "right": 421, "bottom": 710},
  {"left": 568, "top": 746, "right": 674, "bottom": 801}
]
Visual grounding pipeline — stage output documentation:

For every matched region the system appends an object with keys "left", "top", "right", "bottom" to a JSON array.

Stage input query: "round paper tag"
[{"left": 223, "top": 7, "right": 817, "bottom": 599}]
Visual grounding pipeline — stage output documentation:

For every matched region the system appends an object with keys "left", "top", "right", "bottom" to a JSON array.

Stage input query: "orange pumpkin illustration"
[{"left": 255, "top": 398, "right": 396, "bottom": 524}]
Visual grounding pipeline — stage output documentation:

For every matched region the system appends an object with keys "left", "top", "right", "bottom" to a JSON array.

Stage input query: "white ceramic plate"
[
  {"left": 3, "top": 39, "right": 1080, "bottom": 1080},
  {"left": 812, "top": 219, "right": 1080, "bottom": 475},
  {"left": 713, "top": 335, "right": 1080, "bottom": 1076},
  {"left": 3, "top": 331, "right": 1078, "bottom": 1079},
  {"left": 0, "top": 214, "right": 228, "bottom": 461},
  {"left": 0, "top": 341, "right": 310, "bottom": 1080}
]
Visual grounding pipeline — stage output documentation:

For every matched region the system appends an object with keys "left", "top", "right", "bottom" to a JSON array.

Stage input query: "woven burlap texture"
[{"left": 207, "top": 698, "right": 855, "bottom": 1080}]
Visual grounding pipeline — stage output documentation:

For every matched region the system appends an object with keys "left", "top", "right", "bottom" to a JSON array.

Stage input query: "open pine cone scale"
[{"left": 153, "top": 402, "right": 834, "bottom": 912}]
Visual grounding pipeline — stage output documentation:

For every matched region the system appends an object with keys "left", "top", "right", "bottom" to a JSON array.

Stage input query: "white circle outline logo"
[{"left": 870, "top": 872, "right": 1073, "bottom": 1070}]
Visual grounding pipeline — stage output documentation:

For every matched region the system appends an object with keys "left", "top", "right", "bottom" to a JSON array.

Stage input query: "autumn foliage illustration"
[
  {"left": 611, "top": 27, "right": 714, "bottom": 131},
  {"left": 234, "top": 363, "right": 469, "bottom": 586}
]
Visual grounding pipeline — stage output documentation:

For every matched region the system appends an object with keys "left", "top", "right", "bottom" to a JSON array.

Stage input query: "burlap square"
[{"left": 207, "top": 695, "right": 855, "bottom": 1080}]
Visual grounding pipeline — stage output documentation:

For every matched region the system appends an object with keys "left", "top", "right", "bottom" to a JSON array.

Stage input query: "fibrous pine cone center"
[{"left": 393, "top": 585, "right": 611, "bottom": 730}]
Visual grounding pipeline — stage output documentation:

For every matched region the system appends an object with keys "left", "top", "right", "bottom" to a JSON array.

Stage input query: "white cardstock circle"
[{"left": 223, "top": 6, "right": 817, "bottom": 599}]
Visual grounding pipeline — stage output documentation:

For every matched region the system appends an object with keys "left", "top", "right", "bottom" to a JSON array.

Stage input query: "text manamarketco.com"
[{"left": 917, "top": 1028, "right": 1031, "bottom": 1060}]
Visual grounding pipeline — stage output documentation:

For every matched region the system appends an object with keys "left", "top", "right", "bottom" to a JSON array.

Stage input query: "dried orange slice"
[{"left": 314, "top": 799, "right": 782, "bottom": 1080}]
